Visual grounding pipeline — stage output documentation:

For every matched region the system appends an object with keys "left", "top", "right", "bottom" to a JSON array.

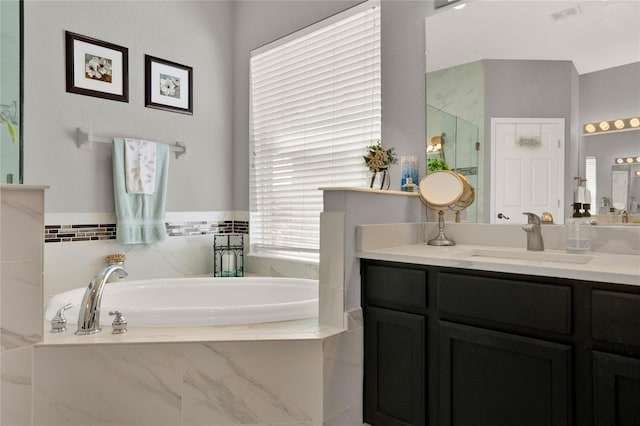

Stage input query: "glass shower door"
[{"left": 1, "top": 0, "right": 22, "bottom": 183}]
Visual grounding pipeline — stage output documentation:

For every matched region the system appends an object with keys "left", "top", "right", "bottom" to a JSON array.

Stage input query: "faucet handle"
[
  {"left": 109, "top": 310, "right": 128, "bottom": 334},
  {"left": 50, "top": 303, "right": 73, "bottom": 333}
]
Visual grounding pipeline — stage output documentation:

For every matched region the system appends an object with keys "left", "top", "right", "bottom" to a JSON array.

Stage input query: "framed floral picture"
[
  {"left": 145, "top": 55, "right": 193, "bottom": 115},
  {"left": 65, "top": 31, "right": 129, "bottom": 102}
]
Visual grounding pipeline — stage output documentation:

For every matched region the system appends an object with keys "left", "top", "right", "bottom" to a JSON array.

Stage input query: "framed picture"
[
  {"left": 65, "top": 31, "right": 129, "bottom": 102},
  {"left": 145, "top": 55, "right": 193, "bottom": 115}
]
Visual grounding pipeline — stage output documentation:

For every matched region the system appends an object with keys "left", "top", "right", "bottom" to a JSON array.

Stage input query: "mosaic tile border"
[
  {"left": 44, "top": 221, "right": 249, "bottom": 243},
  {"left": 45, "top": 224, "right": 116, "bottom": 243},
  {"left": 166, "top": 220, "right": 249, "bottom": 237}
]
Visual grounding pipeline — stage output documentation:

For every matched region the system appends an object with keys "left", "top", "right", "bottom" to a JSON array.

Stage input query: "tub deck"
[{"left": 38, "top": 317, "right": 344, "bottom": 346}]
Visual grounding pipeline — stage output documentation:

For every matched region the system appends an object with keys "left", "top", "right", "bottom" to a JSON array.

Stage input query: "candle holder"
[{"left": 213, "top": 234, "right": 244, "bottom": 277}]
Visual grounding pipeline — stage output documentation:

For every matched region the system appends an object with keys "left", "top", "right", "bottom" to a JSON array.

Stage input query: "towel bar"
[{"left": 76, "top": 127, "right": 187, "bottom": 159}]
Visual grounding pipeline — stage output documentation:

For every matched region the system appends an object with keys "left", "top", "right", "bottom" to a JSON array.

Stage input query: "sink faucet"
[
  {"left": 75, "top": 264, "right": 128, "bottom": 335},
  {"left": 522, "top": 212, "right": 544, "bottom": 251}
]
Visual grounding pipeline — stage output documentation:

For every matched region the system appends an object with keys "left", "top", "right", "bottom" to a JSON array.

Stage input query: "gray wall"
[
  {"left": 380, "top": 1, "right": 430, "bottom": 193},
  {"left": 23, "top": 0, "right": 435, "bottom": 213},
  {"left": 579, "top": 62, "right": 640, "bottom": 208},
  {"left": 24, "top": 1, "right": 236, "bottom": 213},
  {"left": 483, "top": 59, "right": 579, "bottom": 219}
]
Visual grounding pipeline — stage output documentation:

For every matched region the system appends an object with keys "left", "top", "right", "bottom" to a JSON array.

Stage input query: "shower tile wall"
[{"left": 0, "top": 185, "right": 46, "bottom": 426}]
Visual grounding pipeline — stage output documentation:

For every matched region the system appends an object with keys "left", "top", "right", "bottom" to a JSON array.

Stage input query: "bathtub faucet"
[{"left": 75, "top": 264, "right": 128, "bottom": 335}]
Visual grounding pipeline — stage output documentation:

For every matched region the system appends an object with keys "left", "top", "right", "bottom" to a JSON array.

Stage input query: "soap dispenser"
[{"left": 566, "top": 219, "right": 591, "bottom": 254}]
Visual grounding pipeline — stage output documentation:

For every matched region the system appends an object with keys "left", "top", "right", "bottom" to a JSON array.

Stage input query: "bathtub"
[{"left": 45, "top": 277, "right": 319, "bottom": 327}]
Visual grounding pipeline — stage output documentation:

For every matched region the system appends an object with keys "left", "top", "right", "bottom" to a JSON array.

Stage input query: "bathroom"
[{"left": 1, "top": 0, "right": 639, "bottom": 425}]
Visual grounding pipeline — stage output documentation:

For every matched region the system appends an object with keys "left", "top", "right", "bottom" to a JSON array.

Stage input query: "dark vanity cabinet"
[{"left": 361, "top": 259, "right": 640, "bottom": 426}]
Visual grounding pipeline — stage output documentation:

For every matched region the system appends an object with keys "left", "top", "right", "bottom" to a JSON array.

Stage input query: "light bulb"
[
  {"left": 630, "top": 118, "right": 640, "bottom": 128},
  {"left": 585, "top": 123, "right": 596, "bottom": 133},
  {"left": 599, "top": 121, "right": 610, "bottom": 131},
  {"left": 614, "top": 119, "right": 625, "bottom": 129}
]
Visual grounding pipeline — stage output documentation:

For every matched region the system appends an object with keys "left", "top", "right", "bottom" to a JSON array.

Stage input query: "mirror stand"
[{"left": 428, "top": 210, "right": 456, "bottom": 246}]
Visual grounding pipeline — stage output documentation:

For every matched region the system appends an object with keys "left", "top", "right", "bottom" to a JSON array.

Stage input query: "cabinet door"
[
  {"left": 364, "top": 306, "right": 426, "bottom": 426},
  {"left": 439, "top": 321, "right": 571, "bottom": 426},
  {"left": 593, "top": 351, "right": 640, "bottom": 426}
]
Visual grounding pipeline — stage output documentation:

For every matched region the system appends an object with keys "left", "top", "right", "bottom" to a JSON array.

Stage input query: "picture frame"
[
  {"left": 145, "top": 55, "right": 193, "bottom": 115},
  {"left": 65, "top": 31, "right": 129, "bottom": 102}
]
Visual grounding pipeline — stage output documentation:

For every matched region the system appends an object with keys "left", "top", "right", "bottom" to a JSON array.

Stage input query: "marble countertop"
[
  {"left": 358, "top": 244, "right": 640, "bottom": 286},
  {"left": 38, "top": 317, "right": 344, "bottom": 347},
  {"left": 0, "top": 183, "right": 49, "bottom": 190}
]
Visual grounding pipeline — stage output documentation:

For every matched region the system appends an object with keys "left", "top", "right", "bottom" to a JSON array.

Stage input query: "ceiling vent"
[{"left": 550, "top": 4, "right": 583, "bottom": 22}]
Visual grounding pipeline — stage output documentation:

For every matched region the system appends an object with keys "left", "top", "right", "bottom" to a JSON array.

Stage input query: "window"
[
  {"left": 585, "top": 156, "right": 597, "bottom": 209},
  {"left": 250, "top": 2, "right": 381, "bottom": 259}
]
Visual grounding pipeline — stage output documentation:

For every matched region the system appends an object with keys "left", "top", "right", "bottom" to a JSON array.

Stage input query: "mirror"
[
  {"left": 0, "top": 0, "right": 23, "bottom": 184},
  {"left": 425, "top": 1, "right": 640, "bottom": 224},
  {"left": 419, "top": 170, "right": 475, "bottom": 245}
]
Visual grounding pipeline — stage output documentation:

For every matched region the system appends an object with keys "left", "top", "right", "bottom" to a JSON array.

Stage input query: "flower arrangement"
[
  {"left": 364, "top": 140, "right": 397, "bottom": 189},
  {"left": 364, "top": 140, "right": 397, "bottom": 172}
]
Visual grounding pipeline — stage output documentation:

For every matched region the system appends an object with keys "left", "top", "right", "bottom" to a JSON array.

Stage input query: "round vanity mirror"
[{"left": 418, "top": 171, "right": 475, "bottom": 246}]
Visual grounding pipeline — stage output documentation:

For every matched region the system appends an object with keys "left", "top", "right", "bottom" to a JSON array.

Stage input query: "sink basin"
[{"left": 458, "top": 248, "right": 594, "bottom": 264}]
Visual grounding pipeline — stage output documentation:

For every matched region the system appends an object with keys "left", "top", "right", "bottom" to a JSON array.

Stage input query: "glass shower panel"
[
  {"left": 1, "top": 0, "right": 22, "bottom": 183},
  {"left": 453, "top": 115, "right": 478, "bottom": 222},
  {"left": 426, "top": 105, "right": 456, "bottom": 171},
  {"left": 426, "top": 104, "right": 479, "bottom": 222}
]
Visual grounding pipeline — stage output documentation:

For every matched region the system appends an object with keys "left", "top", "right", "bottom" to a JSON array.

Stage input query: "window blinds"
[
  {"left": 585, "top": 156, "right": 597, "bottom": 209},
  {"left": 250, "top": 3, "right": 381, "bottom": 259}
]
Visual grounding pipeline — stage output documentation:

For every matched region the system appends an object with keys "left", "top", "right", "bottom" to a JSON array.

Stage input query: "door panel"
[
  {"left": 439, "top": 321, "right": 571, "bottom": 426},
  {"left": 364, "top": 306, "right": 426, "bottom": 426},
  {"left": 593, "top": 351, "right": 640, "bottom": 425},
  {"left": 491, "top": 118, "right": 565, "bottom": 224}
]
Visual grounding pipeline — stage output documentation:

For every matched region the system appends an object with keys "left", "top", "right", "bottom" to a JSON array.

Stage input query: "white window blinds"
[
  {"left": 250, "top": 2, "right": 381, "bottom": 259},
  {"left": 585, "top": 156, "right": 597, "bottom": 209}
]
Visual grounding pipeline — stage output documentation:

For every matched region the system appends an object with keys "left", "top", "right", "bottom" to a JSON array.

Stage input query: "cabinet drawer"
[
  {"left": 363, "top": 264, "right": 427, "bottom": 311},
  {"left": 437, "top": 272, "right": 572, "bottom": 334},
  {"left": 592, "top": 290, "right": 640, "bottom": 347}
]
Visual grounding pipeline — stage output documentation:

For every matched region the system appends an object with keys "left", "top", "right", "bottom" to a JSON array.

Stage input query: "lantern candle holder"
[{"left": 213, "top": 234, "right": 244, "bottom": 277}]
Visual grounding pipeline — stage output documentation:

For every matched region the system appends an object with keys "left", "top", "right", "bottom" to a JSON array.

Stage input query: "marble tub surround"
[
  {"left": 246, "top": 252, "right": 319, "bottom": 280},
  {"left": 39, "top": 318, "right": 343, "bottom": 346},
  {"left": 1, "top": 184, "right": 47, "bottom": 426},
  {"left": 34, "top": 340, "right": 324, "bottom": 426},
  {"left": 322, "top": 309, "right": 364, "bottom": 426},
  {"left": 322, "top": 188, "right": 425, "bottom": 316},
  {"left": 356, "top": 223, "right": 640, "bottom": 286}
]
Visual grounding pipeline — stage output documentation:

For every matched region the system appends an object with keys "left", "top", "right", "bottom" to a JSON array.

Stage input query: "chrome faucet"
[
  {"left": 75, "top": 264, "right": 128, "bottom": 335},
  {"left": 522, "top": 212, "right": 544, "bottom": 251}
]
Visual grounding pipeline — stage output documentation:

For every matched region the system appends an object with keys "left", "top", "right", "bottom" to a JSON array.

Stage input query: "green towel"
[{"left": 112, "top": 138, "right": 169, "bottom": 244}]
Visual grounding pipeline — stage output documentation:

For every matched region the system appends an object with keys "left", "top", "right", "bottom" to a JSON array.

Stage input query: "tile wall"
[
  {"left": 0, "top": 189, "right": 344, "bottom": 426},
  {"left": 1, "top": 185, "right": 46, "bottom": 426},
  {"left": 42, "top": 211, "right": 319, "bottom": 302},
  {"left": 34, "top": 340, "right": 323, "bottom": 426}
]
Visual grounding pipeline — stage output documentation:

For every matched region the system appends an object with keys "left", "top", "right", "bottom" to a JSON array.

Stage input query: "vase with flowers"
[{"left": 364, "top": 140, "right": 397, "bottom": 190}]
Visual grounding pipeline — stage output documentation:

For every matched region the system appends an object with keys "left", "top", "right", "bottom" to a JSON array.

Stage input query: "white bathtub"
[{"left": 45, "top": 277, "right": 319, "bottom": 327}]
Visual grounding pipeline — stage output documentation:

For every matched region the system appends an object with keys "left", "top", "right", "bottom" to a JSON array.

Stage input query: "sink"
[{"left": 458, "top": 248, "right": 594, "bottom": 264}]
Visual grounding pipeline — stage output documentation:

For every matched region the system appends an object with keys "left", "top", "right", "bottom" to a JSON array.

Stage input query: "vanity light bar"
[
  {"left": 583, "top": 116, "right": 640, "bottom": 135},
  {"left": 615, "top": 156, "right": 640, "bottom": 165}
]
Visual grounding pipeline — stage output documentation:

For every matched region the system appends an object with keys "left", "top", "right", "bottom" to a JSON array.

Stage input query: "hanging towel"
[
  {"left": 124, "top": 138, "right": 157, "bottom": 194},
  {"left": 113, "top": 138, "right": 169, "bottom": 244}
]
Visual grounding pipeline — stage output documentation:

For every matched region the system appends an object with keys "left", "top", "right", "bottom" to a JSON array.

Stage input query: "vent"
[{"left": 550, "top": 4, "right": 582, "bottom": 22}]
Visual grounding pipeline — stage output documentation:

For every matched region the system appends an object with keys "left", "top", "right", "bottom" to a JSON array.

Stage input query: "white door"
[{"left": 491, "top": 118, "right": 565, "bottom": 225}]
